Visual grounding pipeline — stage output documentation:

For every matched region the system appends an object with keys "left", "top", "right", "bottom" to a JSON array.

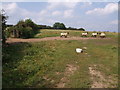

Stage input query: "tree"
[
  {"left": 20, "top": 26, "right": 34, "bottom": 38},
  {"left": 37, "top": 25, "right": 53, "bottom": 29},
  {"left": 16, "top": 20, "right": 25, "bottom": 27},
  {"left": 1, "top": 10, "right": 8, "bottom": 44},
  {"left": 24, "top": 19, "right": 38, "bottom": 34},
  {"left": 6, "top": 19, "right": 39, "bottom": 38},
  {"left": 78, "top": 28, "right": 85, "bottom": 31},
  {"left": 67, "top": 27, "right": 77, "bottom": 30},
  {"left": 53, "top": 22, "right": 66, "bottom": 29}
]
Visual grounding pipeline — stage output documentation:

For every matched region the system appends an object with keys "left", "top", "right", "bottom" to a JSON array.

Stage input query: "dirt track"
[{"left": 6, "top": 37, "right": 110, "bottom": 43}]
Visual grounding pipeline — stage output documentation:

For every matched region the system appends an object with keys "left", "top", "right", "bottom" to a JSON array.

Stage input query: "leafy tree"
[
  {"left": 16, "top": 20, "right": 25, "bottom": 27},
  {"left": 78, "top": 28, "right": 85, "bottom": 31},
  {"left": 53, "top": 22, "right": 66, "bottom": 29},
  {"left": 20, "top": 27, "right": 34, "bottom": 38},
  {"left": 67, "top": 27, "right": 85, "bottom": 31},
  {"left": 67, "top": 27, "right": 77, "bottom": 30},
  {"left": 37, "top": 25, "right": 53, "bottom": 29},
  {"left": 25, "top": 19, "right": 34, "bottom": 27},
  {"left": 6, "top": 19, "right": 39, "bottom": 38},
  {"left": 24, "top": 19, "right": 38, "bottom": 29},
  {"left": 1, "top": 10, "right": 8, "bottom": 44},
  {"left": 24, "top": 19, "right": 38, "bottom": 34}
]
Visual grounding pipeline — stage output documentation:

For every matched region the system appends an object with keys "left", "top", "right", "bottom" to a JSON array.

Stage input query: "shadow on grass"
[
  {"left": 2, "top": 42, "right": 31, "bottom": 87},
  {"left": 2, "top": 42, "right": 55, "bottom": 88},
  {"left": 2, "top": 42, "right": 30, "bottom": 64}
]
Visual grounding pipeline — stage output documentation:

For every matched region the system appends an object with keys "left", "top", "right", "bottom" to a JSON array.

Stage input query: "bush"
[
  {"left": 21, "top": 27, "right": 34, "bottom": 38},
  {"left": 5, "top": 19, "right": 39, "bottom": 38}
]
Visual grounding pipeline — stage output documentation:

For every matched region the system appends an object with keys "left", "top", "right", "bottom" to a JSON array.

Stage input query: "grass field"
[
  {"left": 34, "top": 29, "right": 118, "bottom": 38},
  {"left": 3, "top": 29, "right": 118, "bottom": 88}
]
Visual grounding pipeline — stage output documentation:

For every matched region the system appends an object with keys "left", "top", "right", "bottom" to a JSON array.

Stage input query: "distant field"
[
  {"left": 3, "top": 30, "right": 118, "bottom": 88},
  {"left": 34, "top": 29, "right": 118, "bottom": 38}
]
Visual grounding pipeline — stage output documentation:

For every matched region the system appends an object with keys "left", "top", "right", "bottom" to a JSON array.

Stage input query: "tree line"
[
  {"left": 38, "top": 22, "right": 85, "bottom": 31},
  {"left": 1, "top": 10, "right": 85, "bottom": 44}
]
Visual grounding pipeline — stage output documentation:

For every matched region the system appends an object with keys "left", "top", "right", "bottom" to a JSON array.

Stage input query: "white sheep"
[
  {"left": 76, "top": 48, "right": 83, "bottom": 53},
  {"left": 91, "top": 33, "right": 98, "bottom": 37},
  {"left": 81, "top": 32, "right": 88, "bottom": 37},
  {"left": 100, "top": 32, "right": 106, "bottom": 38},
  {"left": 60, "top": 32, "right": 69, "bottom": 38}
]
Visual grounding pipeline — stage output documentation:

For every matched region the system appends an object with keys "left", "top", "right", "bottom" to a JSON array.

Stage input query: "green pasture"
[
  {"left": 3, "top": 33, "right": 118, "bottom": 88},
  {"left": 34, "top": 29, "right": 118, "bottom": 38}
]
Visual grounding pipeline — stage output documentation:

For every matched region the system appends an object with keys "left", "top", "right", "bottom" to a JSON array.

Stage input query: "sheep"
[
  {"left": 100, "top": 32, "right": 106, "bottom": 38},
  {"left": 60, "top": 32, "right": 69, "bottom": 38},
  {"left": 91, "top": 33, "right": 98, "bottom": 37},
  {"left": 76, "top": 48, "right": 83, "bottom": 53},
  {"left": 81, "top": 32, "right": 88, "bottom": 37}
]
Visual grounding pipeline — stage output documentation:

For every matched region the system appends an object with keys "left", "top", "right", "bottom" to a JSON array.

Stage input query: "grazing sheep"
[
  {"left": 83, "top": 47, "right": 87, "bottom": 50},
  {"left": 81, "top": 32, "right": 88, "bottom": 37},
  {"left": 76, "top": 48, "right": 83, "bottom": 53},
  {"left": 60, "top": 32, "right": 69, "bottom": 38},
  {"left": 100, "top": 32, "right": 106, "bottom": 38},
  {"left": 91, "top": 33, "right": 98, "bottom": 37}
]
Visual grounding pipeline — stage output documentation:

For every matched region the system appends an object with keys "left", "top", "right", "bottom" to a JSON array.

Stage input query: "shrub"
[
  {"left": 20, "top": 27, "right": 34, "bottom": 38},
  {"left": 5, "top": 19, "right": 39, "bottom": 38}
]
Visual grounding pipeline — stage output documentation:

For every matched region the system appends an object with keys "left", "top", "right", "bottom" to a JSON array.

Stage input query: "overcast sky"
[{"left": 2, "top": 1, "right": 118, "bottom": 32}]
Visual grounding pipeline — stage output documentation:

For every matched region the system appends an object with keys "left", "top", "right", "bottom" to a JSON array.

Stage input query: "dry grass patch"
[
  {"left": 56, "top": 64, "right": 78, "bottom": 88},
  {"left": 89, "top": 65, "right": 117, "bottom": 88}
]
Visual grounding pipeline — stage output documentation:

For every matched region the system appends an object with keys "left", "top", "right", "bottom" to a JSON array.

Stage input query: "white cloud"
[
  {"left": 110, "top": 20, "right": 118, "bottom": 24},
  {"left": 64, "top": 2, "right": 78, "bottom": 8},
  {"left": 47, "top": 0, "right": 80, "bottom": 2},
  {"left": 80, "top": 2, "right": 92, "bottom": 8},
  {"left": 47, "top": 2, "right": 59, "bottom": 10},
  {"left": 47, "top": 1, "right": 78, "bottom": 10},
  {"left": 47, "top": 0, "right": 99, "bottom": 3},
  {"left": 2, "top": 2, "right": 117, "bottom": 32},
  {"left": 39, "top": 10, "right": 47, "bottom": 15},
  {"left": 52, "top": 11, "right": 61, "bottom": 16},
  {"left": 23, "top": 17, "right": 30, "bottom": 21},
  {"left": 0, "top": 3, "right": 2, "bottom": 10},
  {"left": 2, "top": 0, "right": 119, "bottom": 2},
  {"left": 2, "top": 2, "right": 59, "bottom": 25},
  {"left": 86, "top": 3, "right": 118, "bottom": 15},
  {"left": 64, "top": 9, "right": 73, "bottom": 18},
  {"left": 2, "top": 2, "right": 77, "bottom": 24},
  {"left": 2, "top": 0, "right": 27, "bottom": 2},
  {"left": 2, "top": 3, "right": 37, "bottom": 24},
  {"left": 2, "top": 2, "right": 31, "bottom": 16},
  {"left": 2, "top": 3, "right": 18, "bottom": 14}
]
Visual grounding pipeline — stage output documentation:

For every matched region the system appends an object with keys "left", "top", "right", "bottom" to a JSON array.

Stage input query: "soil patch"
[
  {"left": 89, "top": 65, "right": 117, "bottom": 88},
  {"left": 56, "top": 64, "right": 78, "bottom": 88}
]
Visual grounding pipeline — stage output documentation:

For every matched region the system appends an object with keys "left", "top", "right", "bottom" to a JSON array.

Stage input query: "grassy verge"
[{"left": 2, "top": 37, "right": 118, "bottom": 88}]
